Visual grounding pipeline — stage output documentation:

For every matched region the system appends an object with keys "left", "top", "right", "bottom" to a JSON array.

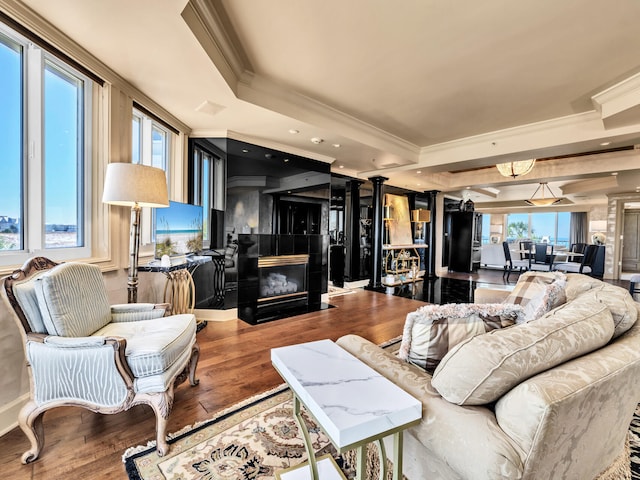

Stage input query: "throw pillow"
[
  {"left": 504, "top": 271, "right": 567, "bottom": 322},
  {"left": 431, "top": 296, "right": 615, "bottom": 406},
  {"left": 398, "top": 303, "right": 523, "bottom": 373}
]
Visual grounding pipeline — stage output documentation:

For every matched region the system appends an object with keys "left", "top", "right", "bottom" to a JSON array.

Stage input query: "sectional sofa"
[{"left": 338, "top": 273, "right": 640, "bottom": 479}]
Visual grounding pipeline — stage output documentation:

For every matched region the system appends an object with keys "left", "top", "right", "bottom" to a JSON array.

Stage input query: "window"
[
  {"left": 506, "top": 212, "right": 571, "bottom": 247},
  {"left": 0, "top": 25, "right": 92, "bottom": 264},
  {"left": 132, "top": 109, "right": 172, "bottom": 246},
  {"left": 190, "top": 144, "right": 224, "bottom": 247}
]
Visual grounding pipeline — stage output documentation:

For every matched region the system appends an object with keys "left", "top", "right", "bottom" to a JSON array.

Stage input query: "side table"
[
  {"left": 271, "top": 339, "right": 421, "bottom": 480},
  {"left": 139, "top": 255, "right": 212, "bottom": 321}
]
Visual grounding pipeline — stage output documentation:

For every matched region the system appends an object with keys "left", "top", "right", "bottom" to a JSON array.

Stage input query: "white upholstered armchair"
[{"left": 3, "top": 257, "right": 200, "bottom": 463}]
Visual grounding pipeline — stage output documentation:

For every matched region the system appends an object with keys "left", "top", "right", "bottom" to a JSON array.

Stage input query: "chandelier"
[
  {"left": 496, "top": 159, "right": 536, "bottom": 178},
  {"left": 525, "top": 182, "right": 562, "bottom": 206}
]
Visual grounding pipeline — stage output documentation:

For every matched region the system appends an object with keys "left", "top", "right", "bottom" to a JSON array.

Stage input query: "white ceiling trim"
[
  {"left": 592, "top": 71, "right": 640, "bottom": 120},
  {"left": 181, "top": 0, "right": 420, "bottom": 163},
  {"left": 364, "top": 110, "right": 640, "bottom": 177},
  {"left": 3, "top": 0, "right": 192, "bottom": 133}
]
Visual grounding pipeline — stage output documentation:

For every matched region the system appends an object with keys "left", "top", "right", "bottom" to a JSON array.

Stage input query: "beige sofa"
[{"left": 337, "top": 273, "right": 640, "bottom": 480}]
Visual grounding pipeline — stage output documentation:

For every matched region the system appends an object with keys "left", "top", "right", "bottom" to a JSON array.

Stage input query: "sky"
[
  {"left": 1, "top": 38, "right": 79, "bottom": 226},
  {"left": 155, "top": 201, "right": 203, "bottom": 232}
]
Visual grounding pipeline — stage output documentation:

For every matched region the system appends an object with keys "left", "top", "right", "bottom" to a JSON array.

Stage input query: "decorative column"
[
  {"left": 344, "top": 179, "right": 363, "bottom": 281},
  {"left": 367, "top": 176, "right": 388, "bottom": 290},
  {"left": 425, "top": 190, "right": 439, "bottom": 279}
]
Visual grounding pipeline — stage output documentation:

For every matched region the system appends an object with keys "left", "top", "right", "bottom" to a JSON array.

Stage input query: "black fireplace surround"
[{"left": 237, "top": 234, "right": 329, "bottom": 324}]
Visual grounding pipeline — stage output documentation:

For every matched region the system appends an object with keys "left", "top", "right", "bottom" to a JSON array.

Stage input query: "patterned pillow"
[
  {"left": 504, "top": 271, "right": 567, "bottom": 322},
  {"left": 431, "top": 296, "right": 615, "bottom": 405},
  {"left": 398, "top": 303, "right": 523, "bottom": 373}
]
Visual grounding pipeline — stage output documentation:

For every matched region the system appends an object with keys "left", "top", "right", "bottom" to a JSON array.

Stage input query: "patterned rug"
[{"left": 123, "top": 337, "right": 640, "bottom": 480}]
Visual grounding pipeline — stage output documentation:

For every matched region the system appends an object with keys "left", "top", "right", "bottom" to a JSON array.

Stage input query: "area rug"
[
  {"left": 123, "top": 337, "right": 640, "bottom": 480},
  {"left": 123, "top": 337, "right": 403, "bottom": 480}
]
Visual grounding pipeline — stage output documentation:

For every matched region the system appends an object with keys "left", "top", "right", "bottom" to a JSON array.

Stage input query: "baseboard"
[
  {"left": 195, "top": 308, "right": 238, "bottom": 322},
  {"left": 0, "top": 393, "right": 28, "bottom": 437}
]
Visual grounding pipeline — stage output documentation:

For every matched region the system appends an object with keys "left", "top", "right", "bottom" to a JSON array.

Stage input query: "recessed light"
[
  {"left": 612, "top": 172, "right": 618, "bottom": 176},
  {"left": 310, "top": 137, "right": 324, "bottom": 144},
  {"left": 600, "top": 141, "right": 611, "bottom": 146},
  {"left": 416, "top": 170, "right": 422, "bottom": 174},
  {"left": 284, "top": 158, "right": 290, "bottom": 163},
  {"left": 289, "top": 129, "right": 299, "bottom": 134},
  {"left": 339, "top": 165, "right": 344, "bottom": 169},
  {"left": 332, "top": 143, "right": 341, "bottom": 148},
  {"left": 242, "top": 149, "right": 250, "bottom": 153}
]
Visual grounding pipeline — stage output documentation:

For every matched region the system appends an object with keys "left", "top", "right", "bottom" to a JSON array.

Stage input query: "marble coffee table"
[{"left": 271, "top": 339, "right": 422, "bottom": 480}]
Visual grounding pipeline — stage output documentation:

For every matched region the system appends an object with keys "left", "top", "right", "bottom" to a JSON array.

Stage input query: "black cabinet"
[{"left": 445, "top": 211, "right": 482, "bottom": 272}]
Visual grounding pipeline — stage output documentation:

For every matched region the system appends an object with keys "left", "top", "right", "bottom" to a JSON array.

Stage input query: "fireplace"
[
  {"left": 237, "top": 234, "right": 328, "bottom": 324},
  {"left": 258, "top": 254, "right": 308, "bottom": 307}
]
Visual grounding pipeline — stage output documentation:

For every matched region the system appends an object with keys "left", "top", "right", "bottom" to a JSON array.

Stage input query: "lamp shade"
[
  {"left": 102, "top": 163, "right": 169, "bottom": 207},
  {"left": 411, "top": 209, "right": 431, "bottom": 223},
  {"left": 589, "top": 220, "right": 607, "bottom": 232}
]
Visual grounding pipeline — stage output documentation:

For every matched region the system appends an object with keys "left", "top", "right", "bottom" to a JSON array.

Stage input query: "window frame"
[
  {"left": 132, "top": 108, "right": 172, "bottom": 249},
  {"left": 0, "top": 23, "right": 93, "bottom": 266}
]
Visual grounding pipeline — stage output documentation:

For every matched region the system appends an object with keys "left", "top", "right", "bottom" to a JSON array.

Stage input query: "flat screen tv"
[{"left": 155, "top": 201, "right": 203, "bottom": 258}]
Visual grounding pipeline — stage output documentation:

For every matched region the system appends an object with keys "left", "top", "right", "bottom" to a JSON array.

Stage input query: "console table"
[
  {"left": 271, "top": 339, "right": 421, "bottom": 480},
  {"left": 139, "top": 255, "right": 214, "bottom": 318}
]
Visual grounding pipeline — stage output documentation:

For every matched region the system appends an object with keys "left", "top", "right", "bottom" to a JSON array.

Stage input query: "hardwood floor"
[
  {"left": 0, "top": 268, "right": 629, "bottom": 479},
  {"left": 0, "top": 288, "right": 425, "bottom": 479}
]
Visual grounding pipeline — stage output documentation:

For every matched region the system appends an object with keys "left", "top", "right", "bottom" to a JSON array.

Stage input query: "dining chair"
[
  {"left": 568, "top": 242, "right": 587, "bottom": 262},
  {"left": 519, "top": 240, "right": 532, "bottom": 261},
  {"left": 555, "top": 244, "right": 599, "bottom": 275},
  {"left": 502, "top": 241, "right": 529, "bottom": 281},
  {"left": 528, "top": 243, "right": 555, "bottom": 271},
  {"left": 630, "top": 274, "right": 640, "bottom": 302}
]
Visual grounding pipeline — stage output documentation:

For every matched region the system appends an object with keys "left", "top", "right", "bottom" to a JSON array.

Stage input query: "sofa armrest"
[
  {"left": 474, "top": 287, "right": 512, "bottom": 304},
  {"left": 336, "top": 335, "right": 524, "bottom": 479}
]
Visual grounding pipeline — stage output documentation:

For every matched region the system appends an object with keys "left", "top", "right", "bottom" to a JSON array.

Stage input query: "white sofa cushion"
[
  {"left": 93, "top": 313, "right": 196, "bottom": 378},
  {"left": 398, "top": 303, "right": 522, "bottom": 372},
  {"left": 431, "top": 296, "right": 615, "bottom": 405}
]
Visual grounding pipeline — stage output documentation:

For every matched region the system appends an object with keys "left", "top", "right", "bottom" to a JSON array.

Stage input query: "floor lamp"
[{"left": 102, "top": 163, "right": 169, "bottom": 303}]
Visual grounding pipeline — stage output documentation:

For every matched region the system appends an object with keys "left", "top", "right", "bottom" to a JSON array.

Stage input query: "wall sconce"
[{"left": 383, "top": 204, "right": 394, "bottom": 244}]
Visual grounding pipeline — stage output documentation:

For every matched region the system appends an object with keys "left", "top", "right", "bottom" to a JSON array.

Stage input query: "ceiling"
[{"left": 14, "top": 0, "right": 640, "bottom": 210}]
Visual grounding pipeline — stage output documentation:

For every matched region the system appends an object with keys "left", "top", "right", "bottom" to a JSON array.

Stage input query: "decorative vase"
[{"left": 592, "top": 232, "right": 606, "bottom": 245}]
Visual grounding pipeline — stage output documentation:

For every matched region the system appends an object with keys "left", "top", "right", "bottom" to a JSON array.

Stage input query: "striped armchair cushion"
[
  {"left": 34, "top": 263, "right": 112, "bottom": 337},
  {"left": 94, "top": 313, "right": 196, "bottom": 378}
]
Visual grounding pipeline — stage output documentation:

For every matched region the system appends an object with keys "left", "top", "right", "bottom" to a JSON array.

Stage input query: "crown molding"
[
  {"left": 188, "top": 129, "right": 337, "bottom": 164},
  {"left": 592, "top": 72, "right": 640, "bottom": 129},
  {"left": 1, "top": 0, "right": 191, "bottom": 133},
  {"left": 181, "top": 0, "right": 420, "bottom": 163},
  {"left": 181, "top": 0, "right": 250, "bottom": 97},
  {"left": 237, "top": 72, "right": 420, "bottom": 162}
]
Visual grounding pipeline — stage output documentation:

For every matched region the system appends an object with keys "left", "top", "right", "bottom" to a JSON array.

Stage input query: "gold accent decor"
[{"left": 258, "top": 254, "right": 309, "bottom": 268}]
